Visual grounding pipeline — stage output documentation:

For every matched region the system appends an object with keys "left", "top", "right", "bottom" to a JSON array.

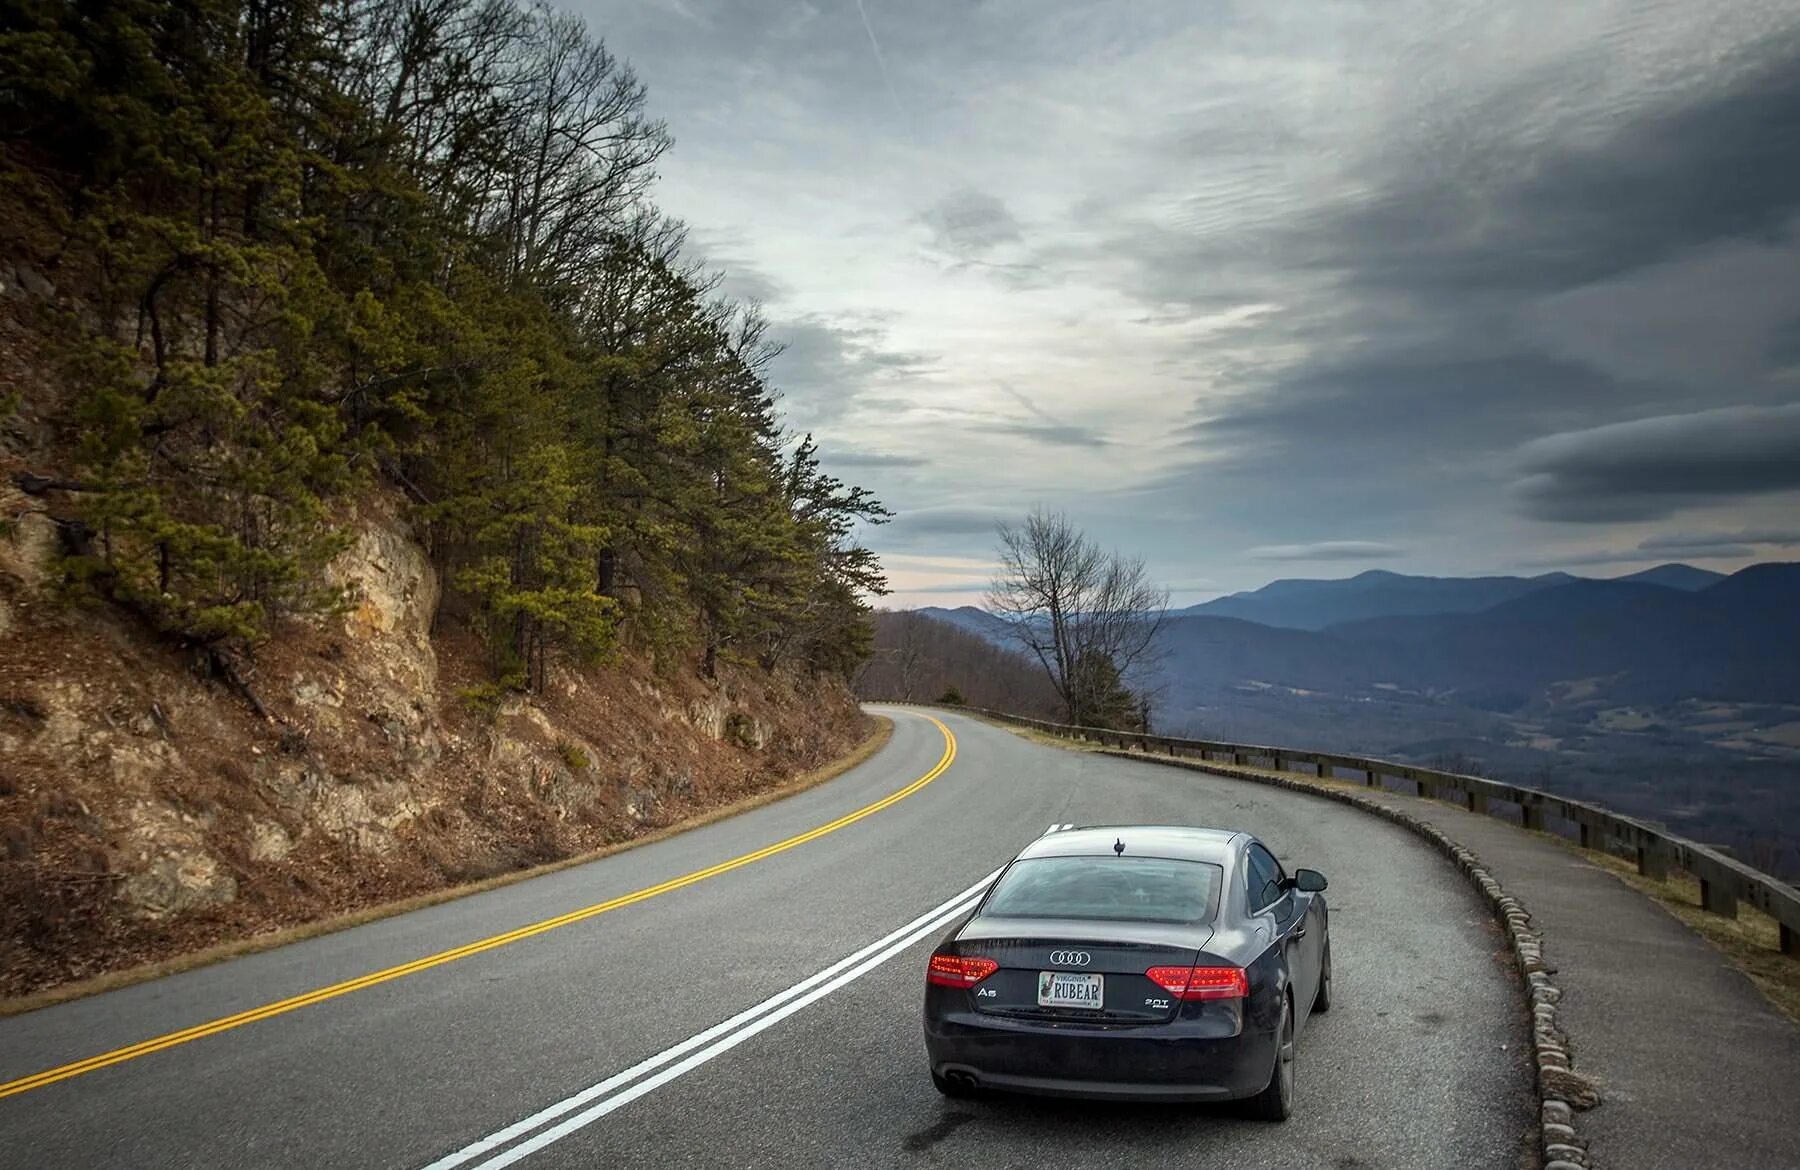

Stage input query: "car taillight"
[
  {"left": 1145, "top": 965, "right": 1248, "bottom": 1001},
  {"left": 927, "top": 953, "right": 999, "bottom": 988}
]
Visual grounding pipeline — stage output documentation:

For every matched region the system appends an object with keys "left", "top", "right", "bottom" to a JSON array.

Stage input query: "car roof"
[{"left": 1016, "top": 824, "right": 1243, "bottom": 864}]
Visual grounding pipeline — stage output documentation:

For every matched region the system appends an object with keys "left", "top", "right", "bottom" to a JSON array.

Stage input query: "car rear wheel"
[
  {"left": 1313, "top": 938, "right": 1333, "bottom": 1013},
  {"left": 1242, "top": 997, "right": 1295, "bottom": 1121}
]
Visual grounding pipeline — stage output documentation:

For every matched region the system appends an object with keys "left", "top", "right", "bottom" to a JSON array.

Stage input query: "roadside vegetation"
[
  {"left": 856, "top": 610, "right": 1061, "bottom": 717},
  {"left": 986, "top": 509, "right": 1167, "bottom": 730},
  {"left": 1, "top": 0, "right": 886, "bottom": 692}
]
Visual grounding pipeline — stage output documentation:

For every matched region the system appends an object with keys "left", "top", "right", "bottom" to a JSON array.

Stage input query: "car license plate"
[{"left": 1037, "top": 971, "right": 1104, "bottom": 1009}]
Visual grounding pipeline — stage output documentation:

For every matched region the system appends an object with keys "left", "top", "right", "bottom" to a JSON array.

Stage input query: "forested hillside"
[
  {"left": 1, "top": 0, "right": 884, "bottom": 683},
  {"left": 856, "top": 610, "right": 1060, "bottom": 718},
  {"left": 0, "top": 0, "right": 886, "bottom": 994}
]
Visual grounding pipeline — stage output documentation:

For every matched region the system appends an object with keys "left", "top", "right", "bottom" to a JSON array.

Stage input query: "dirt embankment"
[{"left": 0, "top": 488, "right": 869, "bottom": 998}]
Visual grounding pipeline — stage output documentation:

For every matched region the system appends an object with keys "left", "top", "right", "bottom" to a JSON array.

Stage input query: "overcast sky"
[{"left": 580, "top": 0, "right": 1800, "bottom": 606}]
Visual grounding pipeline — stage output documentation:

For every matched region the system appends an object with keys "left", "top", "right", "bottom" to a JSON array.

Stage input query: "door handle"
[{"left": 1293, "top": 927, "right": 1307, "bottom": 941}]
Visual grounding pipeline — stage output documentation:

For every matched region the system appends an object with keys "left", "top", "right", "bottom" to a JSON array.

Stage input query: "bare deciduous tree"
[{"left": 987, "top": 508, "right": 1168, "bottom": 728}]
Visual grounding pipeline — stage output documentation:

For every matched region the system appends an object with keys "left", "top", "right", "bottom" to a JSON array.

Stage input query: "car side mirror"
[{"left": 1292, "top": 868, "right": 1328, "bottom": 893}]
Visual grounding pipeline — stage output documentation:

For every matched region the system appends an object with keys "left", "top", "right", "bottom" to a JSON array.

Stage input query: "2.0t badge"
[{"left": 1048, "top": 950, "right": 1091, "bottom": 966}]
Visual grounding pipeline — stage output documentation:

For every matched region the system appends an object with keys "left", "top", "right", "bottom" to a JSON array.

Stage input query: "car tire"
[
  {"left": 1241, "top": 996, "right": 1295, "bottom": 1122},
  {"left": 1313, "top": 938, "right": 1332, "bottom": 1013},
  {"left": 932, "top": 1070, "right": 976, "bottom": 1100}
]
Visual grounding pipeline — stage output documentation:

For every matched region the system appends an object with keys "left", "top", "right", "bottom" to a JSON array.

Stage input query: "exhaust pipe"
[{"left": 946, "top": 1070, "right": 978, "bottom": 1091}]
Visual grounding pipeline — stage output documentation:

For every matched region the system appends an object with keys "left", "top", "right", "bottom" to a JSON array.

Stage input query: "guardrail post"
[
  {"left": 1466, "top": 790, "right": 1488, "bottom": 815},
  {"left": 1636, "top": 842, "right": 1670, "bottom": 880},
  {"left": 1271, "top": 752, "right": 1283, "bottom": 772},
  {"left": 1578, "top": 820, "right": 1595, "bottom": 850},
  {"left": 1521, "top": 797, "right": 1546, "bottom": 832},
  {"left": 1232, "top": 750, "right": 1244, "bottom": 766},
  {"left": 1699, "top": 877, "right": 1739, "bottom": 919},
  {"left": 1364, "top": 769, "right": 1378, "bottom": 787},
  {"left": 1783, "top": 923, "right": 1797, "bottom": 958}
]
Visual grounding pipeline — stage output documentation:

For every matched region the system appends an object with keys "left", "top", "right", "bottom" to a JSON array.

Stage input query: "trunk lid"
[{"left": 953, "top": 917, "right": 1212, "bottom": 1024}]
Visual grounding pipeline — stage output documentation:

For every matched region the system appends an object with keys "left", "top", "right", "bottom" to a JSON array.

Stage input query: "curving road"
[{"left": 0, "top": 708, "right": 1533, "bottom": 1169}]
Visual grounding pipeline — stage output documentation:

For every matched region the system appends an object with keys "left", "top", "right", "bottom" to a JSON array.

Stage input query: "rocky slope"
[{"left": 0, "top": 485, "right": 869, "bottom": 997}]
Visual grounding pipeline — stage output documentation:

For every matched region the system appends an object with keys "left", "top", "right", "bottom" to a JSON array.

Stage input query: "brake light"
[
  {"left": 1145, "top": 965, "right": 1248, "bottom": 1001},
  {"left": 928, "top": 953, "right": 999, "bottom": 988}
]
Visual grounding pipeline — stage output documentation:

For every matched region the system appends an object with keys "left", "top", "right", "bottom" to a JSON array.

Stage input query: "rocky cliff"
[{"left": 0, "top": 487, "right": 869, "bottom": 997}]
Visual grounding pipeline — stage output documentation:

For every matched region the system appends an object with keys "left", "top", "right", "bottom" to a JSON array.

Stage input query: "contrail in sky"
[{"left": 853, "top": 0, "right": 905, "bottom": 117}]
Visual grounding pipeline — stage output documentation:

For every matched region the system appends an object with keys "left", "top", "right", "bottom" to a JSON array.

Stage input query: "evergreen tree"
[{"left": 0, "top": 0, "right": 887, "bottom": 690}]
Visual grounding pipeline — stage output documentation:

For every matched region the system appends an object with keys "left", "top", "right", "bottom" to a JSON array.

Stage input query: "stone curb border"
[{"left": 1090, "top": 747, "right": 1598, "bottom": 1169}]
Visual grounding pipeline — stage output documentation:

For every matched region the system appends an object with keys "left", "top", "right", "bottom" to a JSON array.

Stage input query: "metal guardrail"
[{"left": 934, "top": 704, "right": 1800, "bottom": 957}]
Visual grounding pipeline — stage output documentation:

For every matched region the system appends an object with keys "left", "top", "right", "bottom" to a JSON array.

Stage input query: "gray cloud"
[
  {"left": 1129, "top": 27, "right": 1800, "bottom": 553},
  {"left": 1246, "top": 541, "right": 1406, "bottom": 562},
  {"left": 884, "top": 505, "right": 1010, "bottom": 543},
  {"left": 967, "top": 420, "right": 1109, "bottom": 448},
  {"left": 1274, "top": 35, "right": 1800, "bottom": 302},
  {"left": 1511, "top": 403, "right": 1800, "bottom": 522},
  {"left": 920, "top": 188, "right": 1023, "bottom": 257},
  {"left": 908, "top": 581, "right": 998, "bottom": 595},
  {"left": 823, "top": 449, "right": 930, "bottom": 468},
  {"left": 768, "top": 314, "right": 936, "bottom": 428},
  {"left": 585, "top": 0, "right": 1800, "bottom": 597},
  {"left": 1638, "top": 527, "right": 1800, "bottom": 551},
  {"left": 684, "top": 228, "right": 794, "bottom": 304}
]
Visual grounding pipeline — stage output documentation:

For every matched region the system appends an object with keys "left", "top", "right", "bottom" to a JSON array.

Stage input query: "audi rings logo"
[{"left": 1048, "top": 950, "right": 1091, "bottom": 966}]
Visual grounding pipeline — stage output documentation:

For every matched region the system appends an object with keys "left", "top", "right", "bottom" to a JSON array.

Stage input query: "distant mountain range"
[
  {"left": 917, "top": 563, "right": 1793, "bottom": 713},
  {"left": 904, "top": 562, "right": 1799, "bottom": 879},
  {"left": 1164, "top": 563, "right": 1725, "bottom": 630}
]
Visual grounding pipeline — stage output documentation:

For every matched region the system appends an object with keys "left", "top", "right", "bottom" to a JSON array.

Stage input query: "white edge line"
[{"left": 422, "top": 869, "right": 1000, "bottom": 1170}]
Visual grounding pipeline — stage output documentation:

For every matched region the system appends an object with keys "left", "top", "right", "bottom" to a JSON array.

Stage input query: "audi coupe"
[{"left": 922, "top": 825, "right": 1331, "bottom": 1119}]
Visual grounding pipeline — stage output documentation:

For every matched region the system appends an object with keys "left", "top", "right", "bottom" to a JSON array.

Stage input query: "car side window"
[{"left": 1245, "top": 844, "right": 1285, "bottom": 912}]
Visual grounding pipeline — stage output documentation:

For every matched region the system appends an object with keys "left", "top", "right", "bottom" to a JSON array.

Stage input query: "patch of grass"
[
  {"left": 723, "top": 711, "right": 758, "bottom": 750},
  {"left": 0, "top": 715, "right": 895, "bottom": 1019},
  {"left": 555, "top": 739, "right": 589, "bottom": 771},
  {"left": 970, "top": 713, "right": 1104, "bottom": 753},
  {"left": 456, "top": 681, "right": 509, "bottom": 718}
]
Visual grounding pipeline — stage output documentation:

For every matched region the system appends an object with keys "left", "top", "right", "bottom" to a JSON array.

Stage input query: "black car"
[{"left": 922, "top": 825, "right": 1331, "bottom": 1118}]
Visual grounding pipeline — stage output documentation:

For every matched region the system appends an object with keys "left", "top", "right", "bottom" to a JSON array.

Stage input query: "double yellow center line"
[{"left": 0, "top": 713, "right": 956, "bottom": 1100}]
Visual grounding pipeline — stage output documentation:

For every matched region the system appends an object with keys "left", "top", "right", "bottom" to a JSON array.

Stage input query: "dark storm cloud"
[
  {"left": 1141, "top": 30, "right": 1800, "bottom": 544},
  {"left": 1187, "top": 354, "right": 1634, "bottom": 464},
  {"left": 1303, "top": 43, "right": 1800, "bottom": 297},
  {"left": 1246, "top": 542, "right": 1406, "bottom": 562},
  {"left": 1511, "top": 404, "right": 1800, "bottom": 522}
]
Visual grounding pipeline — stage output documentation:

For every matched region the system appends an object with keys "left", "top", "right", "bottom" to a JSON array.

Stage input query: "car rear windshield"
[{"left": 981, "top": 856, "right": 1223, "bottom": 925}]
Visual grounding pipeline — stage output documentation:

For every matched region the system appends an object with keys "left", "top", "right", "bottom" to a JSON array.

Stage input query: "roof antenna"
[{"left": 1113, "top": 837, "right": 1125, "bottom": 856}]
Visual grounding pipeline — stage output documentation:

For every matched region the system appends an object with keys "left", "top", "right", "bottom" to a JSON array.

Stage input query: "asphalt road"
[{"left": 0, "top": 708, "right": 1533, "bottom": 1168}]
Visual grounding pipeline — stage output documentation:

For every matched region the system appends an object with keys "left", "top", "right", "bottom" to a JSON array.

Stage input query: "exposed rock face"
[
  {"left": 115, "top": 803, "right": 237, "bottom": 919},
  {"left": 0, "top": 490, "right": 866, "bottom": 995}
]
